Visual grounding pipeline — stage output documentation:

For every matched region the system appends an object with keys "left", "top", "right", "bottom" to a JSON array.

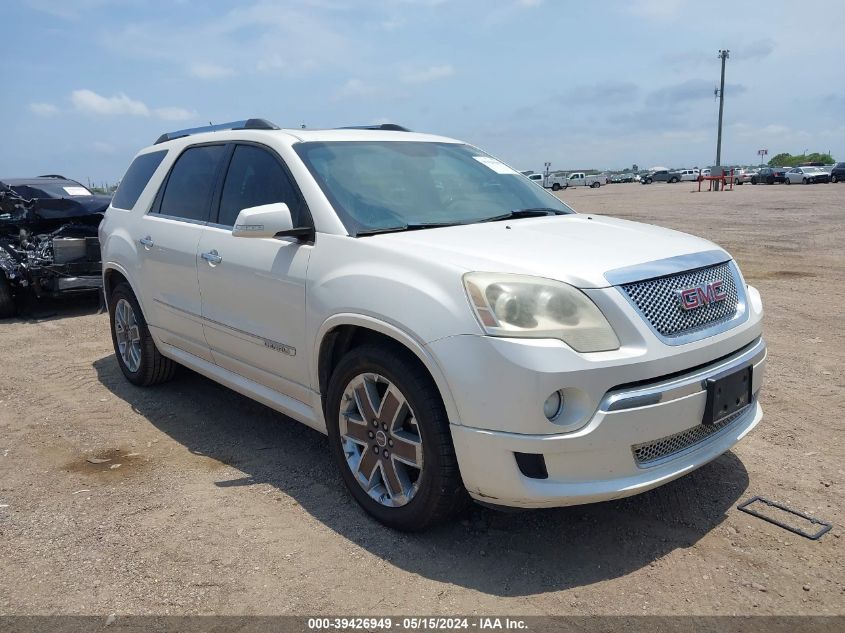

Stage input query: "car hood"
[
  {"left": 0, "top": 193, "right": 109, "bottom": 231},
  {"left": 369, "top": 214, "right": 727, "bottom": 288}
]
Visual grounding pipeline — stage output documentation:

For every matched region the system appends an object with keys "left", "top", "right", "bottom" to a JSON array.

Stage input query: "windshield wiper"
[
  {"left": 355, "top": 221, "right": 464, "bottom": 237},
  {"left": 476, "top": 208, "right": 565, "bottom": 223}
]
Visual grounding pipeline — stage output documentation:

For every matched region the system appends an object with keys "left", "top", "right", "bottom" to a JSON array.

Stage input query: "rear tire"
[
  {"left": 832, "top": 175, "right": 839, "bottom": 183},
  {"left": 802, "top": 178, "right": 809, "bottom": 185},
  {"left": 551, "top": 183, "right": 560, "bottom": 191},
  {"left": 590, "top": 181, "right": 600, "bottom": 188},
  {"left": 325, "top": 344, "right": 468, "bottom": 531},
  {"left": 0, "top": 274, "right": 16, "bottom": 319},
  {"left": 108, "top": 282, "right": 176, "bottom": 387}
]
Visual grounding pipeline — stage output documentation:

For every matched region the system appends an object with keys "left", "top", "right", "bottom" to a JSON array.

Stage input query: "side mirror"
[{"left": 231, "top": 202, "right": 311, "bottom": 240}]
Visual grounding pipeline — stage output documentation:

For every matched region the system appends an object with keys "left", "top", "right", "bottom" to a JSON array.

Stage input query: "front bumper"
[{"left": 446, "top": 337, "right": 765, "bottom": 508}]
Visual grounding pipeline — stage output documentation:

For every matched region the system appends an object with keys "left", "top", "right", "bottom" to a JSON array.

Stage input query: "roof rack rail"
[
  {"left": 154, "top": 118, "right": 280, "bottom": 145},
  {"left": 37, "top": 174, "right": 68, "bottom": 179},
  {"left": 339, "top": 124, "right": 412, "bottom": 132}
]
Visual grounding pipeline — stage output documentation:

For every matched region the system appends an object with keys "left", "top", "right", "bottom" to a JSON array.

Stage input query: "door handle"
[
  {"left": 139, "top": 236, "right": 154, "bottom": 249},
  {"left": 201, "top": 249, "right": 223, "bottom": 266}
]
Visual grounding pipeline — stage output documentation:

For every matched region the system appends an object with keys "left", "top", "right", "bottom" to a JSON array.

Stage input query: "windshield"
[{"left": 294, "top": 141, "right": 574, "bottom": 235}]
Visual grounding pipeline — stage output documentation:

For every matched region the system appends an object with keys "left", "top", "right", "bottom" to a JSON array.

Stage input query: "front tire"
[
  {"left": 785, "top": 178, "right": 791, "bottom": 185},
  {"left": 0, "top": 274, "right": 16, "bottom": 319},
  {"left": 803, "top": 178, "right": 809, "bottom": 185},
  {"left": 832, "top": 175, "right": 839, "bottom": 183},
  {"left": 108, "top": 282, "right": 176, "bottom": 386},
  {"left": 325, "top": 344, "right": 467, "bottom": 531}
]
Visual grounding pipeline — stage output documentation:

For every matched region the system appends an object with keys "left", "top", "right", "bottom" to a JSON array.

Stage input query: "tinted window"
[
  {"left": 158, "top": 145, "right": 225, "bottom": 221},
  {"left": 113, "top": 150, "right": 167, "bottom": 210},
  {"left": 217, "top": 145, "right": 302, "bottom": 227}
]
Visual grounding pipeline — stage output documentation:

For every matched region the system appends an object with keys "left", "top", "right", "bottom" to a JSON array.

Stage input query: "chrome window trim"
[
  {"left": 604, "top": 249, "right": 730, "bottom": 286},
  {"left": 601, "top": 336, "right": 766, "bottom": 412},
  {"left": 145, "top": 212, "right": 208, "bottom": 227}
]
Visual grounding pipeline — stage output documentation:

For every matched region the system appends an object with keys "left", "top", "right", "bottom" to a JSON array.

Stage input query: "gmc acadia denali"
[{"left": 100, "top": 119, "right": 766, "bottom": 530}]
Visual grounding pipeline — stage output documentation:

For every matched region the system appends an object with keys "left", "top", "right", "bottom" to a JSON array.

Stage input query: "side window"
[
  {"left": 112, "top": 150, "right": 167, "bottom": 210},
  {"left": 217, "top": 144, "right": 302, "bottom": 228},
  {"left": 158, "top": 145, "right": 225, "bottom": 222}
]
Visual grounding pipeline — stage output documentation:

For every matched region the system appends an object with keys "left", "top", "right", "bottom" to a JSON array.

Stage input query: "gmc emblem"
[{"left": 676, "top": 280, "right": 727, "bottom": 311}]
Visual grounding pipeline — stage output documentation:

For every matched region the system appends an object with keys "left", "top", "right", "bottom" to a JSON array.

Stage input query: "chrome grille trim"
[
  {"left": 617, "top": 260, "right": 748, "bottom": 345},
  {"left": 632, "top": 398, "right": 755, "bottom": 467}
]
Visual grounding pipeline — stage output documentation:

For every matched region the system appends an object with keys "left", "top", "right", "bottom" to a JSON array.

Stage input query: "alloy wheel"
[
  {"left": 114, "top": 298, "right": 142, "bottom": 373},
  {"left": 339, "top": 373, "right": 424, "bottom": 508}
]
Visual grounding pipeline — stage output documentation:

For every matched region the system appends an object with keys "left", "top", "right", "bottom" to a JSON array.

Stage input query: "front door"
[{"left": 196, "top": 143, "right": 313, "bottom": 402}]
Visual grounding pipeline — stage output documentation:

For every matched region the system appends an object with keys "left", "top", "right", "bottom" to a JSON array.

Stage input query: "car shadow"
[
  {"left": 92, "top": 355, "right": 749, "bottom": 597},
  {"left": 4, "top": 291, "right": 103, "bottom": 322}
]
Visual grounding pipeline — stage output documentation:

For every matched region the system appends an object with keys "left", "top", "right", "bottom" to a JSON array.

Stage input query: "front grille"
[
  {"left": 621, "top": 261, "right": 739, "bottom": 338},
  {"left": 632, "top": 401, "right": 754, "bottom": 466}
]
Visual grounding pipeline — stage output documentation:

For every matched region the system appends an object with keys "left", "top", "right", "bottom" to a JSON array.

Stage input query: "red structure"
[{"left": 698, "top": 168, "right": 734, "bottom": 192}]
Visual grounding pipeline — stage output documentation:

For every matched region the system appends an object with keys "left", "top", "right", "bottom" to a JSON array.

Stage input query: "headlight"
[{"left": 463, "top": 272, "right": 620, "bottom": 352}]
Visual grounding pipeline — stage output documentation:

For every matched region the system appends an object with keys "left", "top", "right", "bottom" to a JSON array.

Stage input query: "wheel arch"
[
  {"left": 102, "top": 263, "right": 145, "bottom": 314},
  {"left": 314, "top": 314, "right": 461, "bottom": 426}
]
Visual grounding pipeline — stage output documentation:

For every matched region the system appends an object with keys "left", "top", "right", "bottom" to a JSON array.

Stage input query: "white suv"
[{"left": 100, "top": 119, "right": 766, "bottom": 530}]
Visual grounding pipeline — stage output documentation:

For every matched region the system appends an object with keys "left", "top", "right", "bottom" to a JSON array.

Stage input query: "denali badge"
[{"left": 676, "top": 280, "right": 727, "bottom": 311}]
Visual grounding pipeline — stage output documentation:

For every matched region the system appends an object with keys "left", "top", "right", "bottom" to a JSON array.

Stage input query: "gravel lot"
[{"left": 0, "top": 181, "right": 843, "bottom": 616}]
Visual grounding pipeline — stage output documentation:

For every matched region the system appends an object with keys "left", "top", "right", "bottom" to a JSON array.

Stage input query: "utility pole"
[{"left": 714, "top": 49, "right": 729, "bottom": 191}]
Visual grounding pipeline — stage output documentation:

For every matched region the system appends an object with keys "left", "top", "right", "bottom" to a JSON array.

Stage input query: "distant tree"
[
  {"left": 768, "top": 152, "right": 835, "bottom": 167},
  {"left": 768, "top": 153, "right": 793, "bottom": 167}
]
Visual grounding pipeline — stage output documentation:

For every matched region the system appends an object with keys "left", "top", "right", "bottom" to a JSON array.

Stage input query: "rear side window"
[
  {"left": 112, "top": 150, "right": 167, "bottom": 210},
  {"left": 158, "top": 145, "right": 225, "bottom": 222},
  {"left": 217, "top": 145, "right": 302, "bottom": 227}
]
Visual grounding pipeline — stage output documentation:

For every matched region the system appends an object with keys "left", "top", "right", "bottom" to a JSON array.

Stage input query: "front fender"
[{"left": 312, "top": 313, "right": 463, "bottom": 426}]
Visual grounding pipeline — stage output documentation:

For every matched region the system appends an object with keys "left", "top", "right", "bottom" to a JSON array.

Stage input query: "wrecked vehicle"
[{"left": 0, "top": 176, "right": 109, "bottom": 317}]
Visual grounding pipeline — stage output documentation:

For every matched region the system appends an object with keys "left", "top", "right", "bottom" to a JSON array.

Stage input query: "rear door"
[
  {"left": 196, "top": 142, "right": 313, "bottom": 402},
  {"left": 136, "top": 144, "right": 227, "bottom": 362}
]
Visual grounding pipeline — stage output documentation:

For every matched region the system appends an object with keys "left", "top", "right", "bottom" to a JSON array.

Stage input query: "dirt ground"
[{"left": 0, "top": 181, "right": 843, "bottom": 616}]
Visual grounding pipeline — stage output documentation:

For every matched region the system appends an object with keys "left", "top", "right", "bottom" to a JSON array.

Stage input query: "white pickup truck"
[{"left": 563, "top": 172, "right": 603, "bottom": 189}]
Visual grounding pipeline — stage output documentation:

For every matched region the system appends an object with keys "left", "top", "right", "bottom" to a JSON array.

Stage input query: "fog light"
[{"left": 543, "top": 391, "right": 563, "bottom": 420}]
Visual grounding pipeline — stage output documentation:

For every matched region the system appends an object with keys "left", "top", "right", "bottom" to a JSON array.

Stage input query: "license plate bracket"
[{"left": 703, "top": 365, "right": 752, "bottom": 425}]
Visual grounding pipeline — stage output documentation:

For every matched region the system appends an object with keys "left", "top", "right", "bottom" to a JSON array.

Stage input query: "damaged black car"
[{"left": 0, "top": 176, "right": 109, "bottom": 317}]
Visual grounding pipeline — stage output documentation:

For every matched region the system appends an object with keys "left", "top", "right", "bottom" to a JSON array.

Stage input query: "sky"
[{"left": 2, "top": 0, "right": 844, "bottom": 184}]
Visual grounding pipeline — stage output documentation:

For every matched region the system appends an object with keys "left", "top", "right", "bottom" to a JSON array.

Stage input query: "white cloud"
[
  {"left": 401, "top": 64, "right": 455, "bottom": 84},
  {"left": 29, "top": 102, "right": 59, "bottom": 116},
  {"left": 71, "top": 89, "right": 149, "bottom": 116},
  {"left": 70, "top": 89, "right": 195, "bottom": 121},
  {"left": 188, "top": 62, "right": 235, "bottom": 79},
  {"left": 153, "top": 107, "right": 197, "bottom": 122}
]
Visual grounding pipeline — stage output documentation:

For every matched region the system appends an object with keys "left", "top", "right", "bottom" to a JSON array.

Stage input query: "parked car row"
[
  {"left": 527, "top": 162, "right": 844, "bottom": 190},
  {"left": 528, "top": 172, "right": 604, "bottom": 190}
]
